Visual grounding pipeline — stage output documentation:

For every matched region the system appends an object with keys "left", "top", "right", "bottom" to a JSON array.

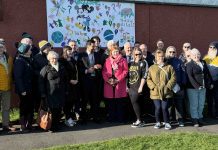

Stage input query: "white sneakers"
[
  {"left": 154, "top": 122, "right": 172, "bottom": 130},
  {"left": 65, "top": 118, "right": 76, "bottom": 127},
  {"left": 131, "top": 120, "right": 145, "bottom": 128}
]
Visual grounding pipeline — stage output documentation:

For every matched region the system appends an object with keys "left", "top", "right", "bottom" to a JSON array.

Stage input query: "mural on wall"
[{"left": 46, "top": 0, "right": 135, "bottom": 47}]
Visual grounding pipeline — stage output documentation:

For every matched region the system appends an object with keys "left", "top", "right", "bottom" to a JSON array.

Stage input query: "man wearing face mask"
[
  {"left": 21, "top": 32, "right": 39, "bottom": 57},
  {"left": 14, "top": 43, "right": 34, "bottom": 132}
]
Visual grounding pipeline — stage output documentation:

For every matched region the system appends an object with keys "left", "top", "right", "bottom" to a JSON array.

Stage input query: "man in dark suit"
[{"left": 77, "top": 40, "right": 102, "bottom": 123}]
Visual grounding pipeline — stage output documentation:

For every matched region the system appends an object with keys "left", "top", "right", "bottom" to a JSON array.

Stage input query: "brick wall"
[{"left": 0, "top": 1, "right": 218, "bottom": 106}]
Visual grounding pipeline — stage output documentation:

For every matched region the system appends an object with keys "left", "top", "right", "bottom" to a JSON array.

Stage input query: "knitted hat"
[
  {"left": 17, "top": 43, "right": 31, "bottom": 54},
  {"left": 209, "top": 41, "right": 218, "bottom": 49},
  {"left": 22, "top": 32, "right": 33, "bottom": 40},
  {"left": 38, "top": 40, "right": 52, "bottom": 51}
]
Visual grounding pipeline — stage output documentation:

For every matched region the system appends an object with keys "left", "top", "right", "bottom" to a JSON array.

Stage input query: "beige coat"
[{"left": 147, "top": 63, "right": 176, "bottom": 100}]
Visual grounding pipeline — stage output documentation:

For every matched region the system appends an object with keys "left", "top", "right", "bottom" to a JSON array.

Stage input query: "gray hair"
[
  {"left": 191, "top": 48, "right": 201, "bottom": 57},
  {"left": 107, "top": 40, "right": 116, "bottom": 48},
  {"left": 124, "top": 42, "right": 131, "bottom": 48},
  {"left": 47, "top": 51, "right": 59, "bottom": 60},
  {"left": 165, "top": 46, "right": 176, "bottom": 57}
]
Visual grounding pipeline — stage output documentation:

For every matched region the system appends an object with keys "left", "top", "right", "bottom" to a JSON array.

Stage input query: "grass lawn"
[
  {"left": 0, "top": 108, "right": 19, "bottom": 123},
  {"left": 44, "top": 132, "right": 218, "bottom": 150}
]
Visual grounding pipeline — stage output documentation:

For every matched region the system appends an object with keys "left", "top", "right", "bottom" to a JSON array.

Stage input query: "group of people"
[{"left": 0, "top": 33, "right": 218, "bottom": 133}]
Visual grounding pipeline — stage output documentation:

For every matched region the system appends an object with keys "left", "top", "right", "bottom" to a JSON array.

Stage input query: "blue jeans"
[
  {"left": 153, "top": 99, "right": 170, "bottom": 123},
  {"left": 187, "top": 88, "right": 206, "bottom": 119}
]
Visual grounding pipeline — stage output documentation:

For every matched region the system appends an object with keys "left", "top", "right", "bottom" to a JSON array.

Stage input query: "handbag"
[
  {"left": 37, "top": 102, "right": 52, "bottom": 130},
  {"left": 158, "top": 66, "right": 180, "bottom": 93}
]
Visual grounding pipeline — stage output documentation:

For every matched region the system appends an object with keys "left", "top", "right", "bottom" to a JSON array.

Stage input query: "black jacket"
[
  {"left": 39, "top": 63, "right": 68, "bottom": 108},
  {"left": 186, "top": 60, "right": 213, "bottom": 89},
  {"left": 14, "top": 55, "right": 33, "bottom": 94},
  {"left": 32, "top": 52, "right": 48, "bottom": 76},
  {"left": 77, "top": 51, "right": 101, "bottom": 79}
]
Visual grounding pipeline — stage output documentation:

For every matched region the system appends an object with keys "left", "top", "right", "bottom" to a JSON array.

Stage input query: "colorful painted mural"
[{"left": 46, "top": 0, "right": 135, "bottom": 47}]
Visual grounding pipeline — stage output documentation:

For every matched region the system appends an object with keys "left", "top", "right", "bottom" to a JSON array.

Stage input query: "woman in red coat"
[{"left": 102, "top": 45, "right": 128, "bottom": 122}]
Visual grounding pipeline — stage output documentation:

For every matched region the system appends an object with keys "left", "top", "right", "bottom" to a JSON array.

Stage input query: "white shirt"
[{"left": 86, "top": 50, "right": 95, "bottom": 66}]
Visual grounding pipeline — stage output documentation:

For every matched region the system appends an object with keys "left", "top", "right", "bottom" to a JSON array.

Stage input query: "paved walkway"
[{"left": 0, "top": 118, "right": 218, "bottom": 150}]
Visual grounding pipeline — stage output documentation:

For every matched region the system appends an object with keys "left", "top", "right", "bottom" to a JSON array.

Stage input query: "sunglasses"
[
  {"left": 184, "top": 46, "right": 190, "bottom": 48},
  {"left": 209, "top": 46, "right": 216, "bottom": 49},
  {"left": 135, "top": 53, "right": 142, "bottom": 56},
  {"left": 169, "top": 51, "right": 175, "bottom": 53}
]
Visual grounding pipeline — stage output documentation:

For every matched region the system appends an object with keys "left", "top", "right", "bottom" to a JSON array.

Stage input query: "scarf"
[
  {"left": 51, "top": 63, "right": 59, "bottom": 72},
  {"left": 109, "top": 54, "right": 122, "bottom": 71}
]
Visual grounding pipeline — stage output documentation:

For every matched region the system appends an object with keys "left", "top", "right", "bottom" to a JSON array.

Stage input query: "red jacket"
[{"left": 102, "top": 57, "right": 128, "bottom": 99}]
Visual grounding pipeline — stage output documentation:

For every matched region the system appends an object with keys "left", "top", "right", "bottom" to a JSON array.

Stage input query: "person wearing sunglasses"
[
  {"left": 128, "top": 47, "right": 148, "bottom": 128},
  {"left": 179, "top": 43, "right": 191, "bottom": 64},
  {"left": 165, "top": 46, "right": 186, "bottom": 127},
  {"left": 203, "top": 41, "right": 218, "bottom": 118}
]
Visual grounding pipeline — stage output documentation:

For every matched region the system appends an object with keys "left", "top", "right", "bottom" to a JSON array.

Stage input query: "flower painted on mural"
[{"left": 51, "top": 31, "right": 64, "bottom": 43}]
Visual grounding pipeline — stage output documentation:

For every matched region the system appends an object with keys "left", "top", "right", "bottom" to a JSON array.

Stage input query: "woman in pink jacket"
[{"left": 102, "top": 45, "right": 128, "bottom": 122}]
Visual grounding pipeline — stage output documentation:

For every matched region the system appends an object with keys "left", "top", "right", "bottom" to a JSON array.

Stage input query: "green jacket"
[{"left": 147, "top": 63, "right": 176, "bottom": 100}]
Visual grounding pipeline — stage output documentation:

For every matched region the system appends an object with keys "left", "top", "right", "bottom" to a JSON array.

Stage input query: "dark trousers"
[
  {"left": 129, "top": 89, "right": 141, "bottom": 120},
  {"left": 153, "top": 99, "right": 170, "bottom": 123},
  {"left": 51, "top": 108, "right": 62, "bottom": 130},
  {"left": 207, "top": 80, "right": 218, "bottom": 117},
  {"left": 64, "top": 84, "right": 80, "bottom": 120},
  {"left": 168, "top": 90, "right": 185, "bottom": 122},
  {"left": 19, "top": 93, "right": 34, "bottom": 128},
  {"left": 107, "top": 98, "right": 126, "bottom": 123},
  {"left": 81, "top": 77, "right": 99, "bottom": 120},
  {"left": 32, "top": 78, "right": 41, "bottom": 113},
  {"left": 142, "top": 85, "right": 155, "bottom": 116}
]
